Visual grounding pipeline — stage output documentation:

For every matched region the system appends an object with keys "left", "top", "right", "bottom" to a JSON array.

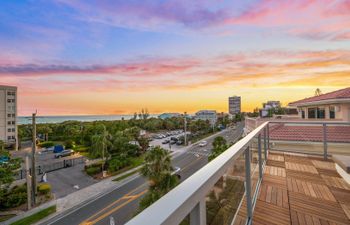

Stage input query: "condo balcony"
[{"left": 126, "top": 121, "right": 350, "bottom": 225}]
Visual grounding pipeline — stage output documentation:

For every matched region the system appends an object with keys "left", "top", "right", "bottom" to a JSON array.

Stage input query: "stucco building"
[
  {"left": 0, "top": 85, "right": 18, "bottom": 149},
  {"left": 289, "top": 87, "right": 350, "bottom": 121}
]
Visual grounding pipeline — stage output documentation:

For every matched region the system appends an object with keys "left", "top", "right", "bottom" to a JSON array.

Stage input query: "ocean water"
[{"left": 18, "top": 114, "right": 159, "bottom": 125}]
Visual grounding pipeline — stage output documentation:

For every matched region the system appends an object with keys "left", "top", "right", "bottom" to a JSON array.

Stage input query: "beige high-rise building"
[
  {"left": 0, "top": 85, "right": 18, "bottom": 150},
  {"left": 229, "top": 96, "right": 241, "bottom": 116}
]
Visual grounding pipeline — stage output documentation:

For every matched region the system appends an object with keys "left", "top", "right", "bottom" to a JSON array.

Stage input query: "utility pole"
[
  {"left": 31, "top": 112, "right": 37, "bottom": 206},
  {"left": 25, "top": 155, "right": 31, "bottom": 210},
  {"left": 184, "top": 112, "right": 187, "bottom": 146}
]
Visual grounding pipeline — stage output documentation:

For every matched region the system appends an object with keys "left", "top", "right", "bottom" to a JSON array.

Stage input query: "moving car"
[
  {"left": 198, "top": 141, "right": 207, "bottom": 147},
  {"left": 171, "top": 166, "right": 181, "bottom": 179},
  {"left": 54, "top": 149, "right": 74, "bottom": 158}
]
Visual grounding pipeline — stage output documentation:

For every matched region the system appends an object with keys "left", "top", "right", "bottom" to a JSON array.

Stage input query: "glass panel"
[
  {"left": 249, "top": 136, "right": 260, "bottom": 200},
  {"left": 206, "top": 150, "right": 247, "bottom": 225},
  {"left": 269, "top": 122, "right": 325, "bottom": 155}
]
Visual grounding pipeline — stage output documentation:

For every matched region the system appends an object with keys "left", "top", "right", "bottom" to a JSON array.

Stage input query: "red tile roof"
[
  {"left": 269, "top": 124, "right": 350, "bottom": 142},
  {"left": 289, "top": 87, "right": 350, "bottom": 106}
]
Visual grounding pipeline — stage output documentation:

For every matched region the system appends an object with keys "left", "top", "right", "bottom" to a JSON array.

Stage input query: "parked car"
[
  {"left": 170, "top": 140, "right": 177, "bottom": 145},
  {"left": 162, "top": 139, "right": 170, "bottom": 144},
  {"left": 176, "top": 140, "right": 183, "bottom": 145},
  {"left": 53, "top": 145, "right": 64, "bottom": 153},
  {"left": 199, "top": 141, "right": 207, "bottom": 147},
  {"left": 0, "top": 156, "right": 9, "bottom": 164},
  {"left": 54, "top": 150, "right": 74, "bottom": 158}
]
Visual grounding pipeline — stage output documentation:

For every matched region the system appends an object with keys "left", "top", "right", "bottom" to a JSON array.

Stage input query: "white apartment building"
[
  {"left": 195, "top": 110, "right": 217, "bottom": 125},
  {"left": 0, "top": 85, "right": 17, "bottom": 149},
  {"left": 228, "top": 96, "right": 241, "bottom": 116}
]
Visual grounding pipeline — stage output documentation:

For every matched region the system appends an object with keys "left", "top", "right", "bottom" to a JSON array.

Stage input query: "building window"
[
  {"left": 329, "top": 106, "right": 335, "bottom": 119},
  {"left": 301, "top": 110, "right": 305, "bottom": 119},
  {"left": 308, "top": 108, "right": 316, "bottom": 118},
  {"left": 7, "top": 114, "right": 11, "bottom": 118},
  {"left": 8, "top": 128, "right": 11, "bottom": 132},
  {"left": 7, "top": 121, "right": 11, "bottom": 125},
  {"left": 317, "top": 107, "right": 325, "bottom": 119},
  {"left": 8, "top": 136, "right": 11, "bottom": 140}
]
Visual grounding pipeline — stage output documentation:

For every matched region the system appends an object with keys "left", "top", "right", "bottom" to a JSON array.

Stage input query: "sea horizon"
[{"left": 18, "top": 114, "right": 161, "bottom": 125}]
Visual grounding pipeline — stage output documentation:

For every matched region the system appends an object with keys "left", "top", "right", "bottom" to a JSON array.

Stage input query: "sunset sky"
[{"left": 1, "top": 0, "right": 350, "bottom": 116}]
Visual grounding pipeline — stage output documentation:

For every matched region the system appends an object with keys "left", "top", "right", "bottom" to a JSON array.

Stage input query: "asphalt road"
[{"left": 41, "top": 123, "right": 244, "bottom": 225}]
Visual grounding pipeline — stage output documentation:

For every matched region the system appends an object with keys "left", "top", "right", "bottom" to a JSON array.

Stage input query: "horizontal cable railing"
[{"left": 126, "top": 122, "right": 269, "bottom": 225}]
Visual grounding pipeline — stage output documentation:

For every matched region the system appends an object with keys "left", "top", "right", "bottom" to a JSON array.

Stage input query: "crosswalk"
[{"left": 187, "top": 149, "right": 212, "bottom": 157}]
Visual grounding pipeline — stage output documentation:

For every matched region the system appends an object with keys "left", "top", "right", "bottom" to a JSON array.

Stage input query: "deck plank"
[{"left": 250, "top": 153, "right": 350, "bottom": 225}]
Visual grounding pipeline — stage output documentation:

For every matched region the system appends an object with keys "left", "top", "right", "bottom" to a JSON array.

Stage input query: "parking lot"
[{"left": 149, "top": 130, "right": 188, "bottom": 152}]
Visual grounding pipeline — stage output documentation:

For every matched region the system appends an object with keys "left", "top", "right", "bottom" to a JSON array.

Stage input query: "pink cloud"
[{"left": 225, "top": 0, "right": 350, "bottom": 40}]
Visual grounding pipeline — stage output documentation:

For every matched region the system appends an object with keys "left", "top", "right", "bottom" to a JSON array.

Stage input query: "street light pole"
[
  {"left": 184, "top": 112, "right": 187, "bottom": 146},
  {"left": 31, "top": 112, "right": 37, "bottom": 206}
]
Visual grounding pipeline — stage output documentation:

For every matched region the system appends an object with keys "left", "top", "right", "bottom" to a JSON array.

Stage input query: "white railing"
[
  {"left": 126, "top": 122, "right": 269, "bottom": 225},
  {"left": 126, "top": 121, "right": 350, "bottom": 225}
]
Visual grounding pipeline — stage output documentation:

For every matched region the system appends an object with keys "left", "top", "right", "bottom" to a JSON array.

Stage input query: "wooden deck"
[{"left": 234, "top": 151, "right": 350, "bottom": 225}]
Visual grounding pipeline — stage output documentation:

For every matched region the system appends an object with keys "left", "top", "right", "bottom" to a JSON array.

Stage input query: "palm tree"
[
  {"left": 91, "top": 125, "right": 111, "bottom": 173},
  {"left": 315, "top": 88, "right": 322, "bottom": 96},
  {"left": 0, "top": 140, "right": 4, "bottom": 152},
  {"left": 41, "top": 125, "right": 52, "bottom": 141},
  {"left": 139, "top": 146, "right": 178, "bottom": 211},
  {"left": 141, "top": 146, "right": 172, "bottom": 187}
]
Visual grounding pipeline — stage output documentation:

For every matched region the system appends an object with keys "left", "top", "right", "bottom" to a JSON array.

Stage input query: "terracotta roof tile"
[{"left": 289, "top": 87, "right": 350, "bottom": 105}]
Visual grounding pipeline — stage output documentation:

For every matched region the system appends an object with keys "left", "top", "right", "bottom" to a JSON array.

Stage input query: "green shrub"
[
  {"left": 107, "top": 157, "right": 131, "bottom": 173},
  {"left": 86, "top": 166, "right": 101, "bottom": 176},
  {"left": 0, "top": 185, "right": 27, "bottom": 209},
  {"left": 3, "top": 192, "right": 26, "bottom": 208},
  {"left": 37, "top": 183, "right": 51, "bottom": 195},
  {"left": 38, "top": 141, "right": 55, "bottom": 148},
  {"left": 64, "top": 140, "right": 75, "bottom": 149}
]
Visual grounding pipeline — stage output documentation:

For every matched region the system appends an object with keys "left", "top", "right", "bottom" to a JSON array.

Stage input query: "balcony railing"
[
  {"left": 126, "top": 121, "right": 350, "bottom": 225},
  {"left": 126, "top": 122, "right": 269, "bottom": 225}
]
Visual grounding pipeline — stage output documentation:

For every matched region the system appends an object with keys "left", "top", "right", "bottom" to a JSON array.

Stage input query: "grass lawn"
[
  {"left": 10, "top": 205, "right": 56, "bottom": 225},
  {"left": 0, "top": 214, "right": 16, "bottom": 222},
  {"left": 113, "top": 169, "right": 141, "bottom": 182}
]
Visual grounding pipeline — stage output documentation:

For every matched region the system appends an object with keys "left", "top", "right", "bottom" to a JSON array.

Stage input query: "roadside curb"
[{"left": 2, "top": 201, "right": 56, "bottom": 225}]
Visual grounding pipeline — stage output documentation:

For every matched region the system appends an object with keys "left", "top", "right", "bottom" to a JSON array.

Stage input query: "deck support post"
[
  {"left": 264, "top": 127, "right": 267, "bottom": 159},
  {"left": 267, "top": 123, "right": 270, "bottom": 150},
  {"left": 258, "top": 134, "right": 263, "bottom": 179},
  {"left": 323, "top": 123, "right": 328, "bottom": 160},
  {"left": 190, "top": 198, "right": 206, "bottom": 225},
  {"left": 245, "top": 147, "right": 253, "bottom": 222}
]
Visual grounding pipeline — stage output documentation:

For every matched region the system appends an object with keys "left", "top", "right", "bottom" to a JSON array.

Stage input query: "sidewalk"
[{"left": 3, "top": 166, "right": 142, "bottom": 225}]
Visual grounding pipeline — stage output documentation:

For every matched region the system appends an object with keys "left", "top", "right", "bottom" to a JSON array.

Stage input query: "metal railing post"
[
  {"left": 323, "top": 123, "right": 327, "bottom": 160},
  {"left": 258, "top": 134, "right": 262, "bottom": 179},
  {"left": 264, "top": 127, "right": 267, "bottom": 159},
  {"left": 245, "top": 147, "right": 253, "bottom": 222},
  {"left": 190, "top": 199, "right": 206, "bottom": 225},
  {"left": 267, "top": 123, "right": 270, "bottom": 149}
]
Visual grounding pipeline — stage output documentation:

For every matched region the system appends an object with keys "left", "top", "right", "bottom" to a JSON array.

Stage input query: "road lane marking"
[
  {"left": 87, "top": 190, "right": 148, "bottom": 225},
  {"left": 80, "top": 184, "right": 147, "bottom": 225},
  {"left": 180, "top": 155, "right": 204, "bottom": 172}
]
